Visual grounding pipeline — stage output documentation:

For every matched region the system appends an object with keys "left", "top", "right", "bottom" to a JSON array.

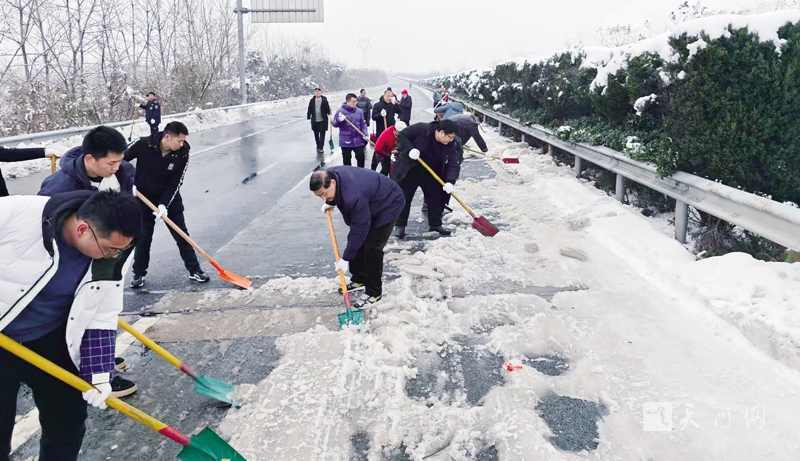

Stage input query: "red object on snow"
[{"left": 504, "top": 362, "right": 523, "bottom": 372}]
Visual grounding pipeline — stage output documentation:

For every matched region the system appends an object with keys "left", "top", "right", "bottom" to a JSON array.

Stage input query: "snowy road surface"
[{"left": 8, "top": 78, "right": 800, "bottom": 460}]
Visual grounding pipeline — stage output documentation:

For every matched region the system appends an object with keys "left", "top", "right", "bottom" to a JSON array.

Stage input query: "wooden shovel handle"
[
  {"left": 135, "top": 191, "right": 212, "bottom": 262},
  {"left": 343, "top": 117, "right": 375, "bottom": 146},
  {"left": 415, "top": 158, "right": 475, "bottom": 217},
  {"left": 326, "top": 209, "right": 351, "bottom": 307},
  {"left": 49, "top": 156, "right": 56, "bottom": 174}
]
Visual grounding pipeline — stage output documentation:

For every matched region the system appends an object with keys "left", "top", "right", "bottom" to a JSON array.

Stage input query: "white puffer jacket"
[{"left": 0, "top": 194, "right": 130, "bottom": 383}]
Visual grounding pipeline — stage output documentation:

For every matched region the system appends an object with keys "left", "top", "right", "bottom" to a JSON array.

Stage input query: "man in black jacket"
[
  {"left": 356, "top": 89, "right": 372, "bottom": 125},
  {"left": 399, "top": 89, "right": 412, "bottom": 125},
  {"left": 139, "top": 92, "right": 161, "bottom": 140},
  {"left": 307, "top": 87, "right": 332, "bottom": 154},
  {"left": 391, "top": 120, "right": 460, "bottom": 238},
  {"left": 371, "top": 90, "right": 403, "bottom": 175},
  {"left": 0, "top": 146, "right": 58, "bottom": 197},
  {"left": 123, "top": 121, "right": 208, "bottom": 288}
]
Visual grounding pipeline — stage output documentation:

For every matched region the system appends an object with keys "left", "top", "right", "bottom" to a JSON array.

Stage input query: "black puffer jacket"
[
  {"left": 123, "top": 133, "right": 190, "bottom": 207},
  {"left": 391, "top": 121, "right": 460, "bottom": 185}
]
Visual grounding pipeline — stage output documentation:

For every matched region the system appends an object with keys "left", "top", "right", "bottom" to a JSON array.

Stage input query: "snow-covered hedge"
[{"left": 423, "top": 11, "right": 800, "bottom": 206}]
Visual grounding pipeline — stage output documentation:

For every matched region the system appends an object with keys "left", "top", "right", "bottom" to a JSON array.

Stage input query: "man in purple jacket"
[
  {"left": 332, "top": 93, "right": 369, "bottom": 167},
  {"left": 310, "top": 166, "right": 405, "bottom": 309}
]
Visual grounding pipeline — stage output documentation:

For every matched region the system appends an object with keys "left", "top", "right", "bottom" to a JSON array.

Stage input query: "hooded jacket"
[
  {"left": 123, "top": 133, "right": 190, "bottom": 207},
  {"left": 39, "top": 146, "right": 135, "bottom": 196},
  {"left": 433, "top": 102, "right": 464, "bottom": 120},
  {"left": 327, "top": 166, "right": 405, "bottom": 261},
  {"left": 0, "top": 191, "right": 134, "bottom": 383},
  {"left": 390, "top": 121, "right": 460, "bottom": 185},
  {"left": 331, "top": 103, "right": 368, "bottom": 148}
]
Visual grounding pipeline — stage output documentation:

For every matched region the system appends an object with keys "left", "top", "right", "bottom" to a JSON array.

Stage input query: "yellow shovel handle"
[
  {"left": 118, "top": 319, "right": 181, "bottom": 369},
  {"left": 0, "top": 332, "right": 170, "bottom": 433},
  {"left": 415, "top": 158, "right": 474, "bottom": 216}
]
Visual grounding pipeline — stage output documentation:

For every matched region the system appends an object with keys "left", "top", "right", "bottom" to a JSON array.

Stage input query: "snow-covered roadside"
[
  {"left": 212, "top": 129, "right": 800, "bottom": 459},
  {"left": 0, "top": 85, "right": 386, "bottom": 181}
]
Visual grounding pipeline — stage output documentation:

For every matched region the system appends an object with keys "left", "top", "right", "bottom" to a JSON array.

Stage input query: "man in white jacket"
[{"left": 0, "top": 190, "right": 140, "bottom": 460}]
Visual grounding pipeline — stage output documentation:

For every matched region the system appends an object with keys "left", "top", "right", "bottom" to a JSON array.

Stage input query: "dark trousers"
[
  {"left": 397, "top": 166, "right": 444, "bottom": 228},
  {"left": 370, "top": 155, "right": 391, "bottom": 176},
  {"left": 342, "top": 146, "right": 366, "bottom": 168},
  {"left": 312, "top": 121, "right": 327, "bottom": 150},
  {"left": 149, "top": 123, "right": 159, "bottom": 137},
  {"left": 0, "top": 172, "right": 8, "bottom": 197},
  {"left": 132, "top": 199, "right": 202, "bottom": 277},
  {"left": 349, "top": 219, "right": 397, "bottom": 298},
  {"left": 442, "top": 178, "right": 457, "bottom": 209},
  {"left": 0, "top": 325, "right": 87, "bottom": 461}
]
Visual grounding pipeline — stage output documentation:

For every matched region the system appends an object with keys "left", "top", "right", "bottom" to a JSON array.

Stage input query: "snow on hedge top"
[
  {"left": 500, "top": 10, "right": 800, "bottom": 93},
  {"left": 589, "top": 10, "right": 800, "bottom": 91}
]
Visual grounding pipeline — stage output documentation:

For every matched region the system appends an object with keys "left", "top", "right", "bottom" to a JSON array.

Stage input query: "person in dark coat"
[
  {"left": 433, "top": 85, "right": 445, "bottom": 108},
  {"left": 139, "top": 92, "right": 161, "bottom": 140},
  {"left": 371, "top": 90, "right": 403, "bottom": 175},
  {"left": 0, "top": 146, "right": 58, "bottom": 197},
  {"left": 40, "top": 126, "right": 135, "bottom": 197},
  {"left": 332, "top": 93, "right": 369, "bottom": 168},
  {"left": 307, "top": 87, "right": 332, "bottom": 154},
  {"left": 399, "top": 89, "right": 412, "bottom": 125},
  {"left": 356, "top": 89, "right": 373, "bottom": 125},
  {"left": 123, "top": 121, "right": 208, "bottom": 288},
  {"left": 450, "top": 113, "right": 488, "bottom": 154},
  {"left": 391, "top": 120, "right": 460, "bottom": 238},
  {"left": 311, "top": 166, "right": 405, "bottom": 308}
]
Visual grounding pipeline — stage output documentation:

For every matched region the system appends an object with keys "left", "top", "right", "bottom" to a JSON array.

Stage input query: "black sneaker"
[
  {"left": 429, "top": 226, "right": 452, "bottom": 236},
  {"left": 353, "top": 294, "right": 382, "bottom": 309},
  {"left": 110, "top": 375, "right": 138, "bottom": 398},
  {"left": 130, "top": 275, "right": 145, "bottom": 288},
  {"left": 189, "top": 271, "right": 210, "bottom": 283},
  {"left": 395, "top": 226, "right": 406, "bottom": 239},
  {"left": 115, "top": 357, "right": 130, "bottom": 373},
  {"left": 338, "top": 282, "right": 365, "bottom": 294}
]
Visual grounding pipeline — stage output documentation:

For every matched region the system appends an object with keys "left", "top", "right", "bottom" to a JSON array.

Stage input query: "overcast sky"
[{"left": 245, "top": 0, "right": 763, "bottom": 75}]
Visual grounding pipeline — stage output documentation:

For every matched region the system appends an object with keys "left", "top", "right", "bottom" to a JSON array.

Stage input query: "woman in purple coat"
[{"left": 332, "top": 93, "right": 370, "bottom": 167}]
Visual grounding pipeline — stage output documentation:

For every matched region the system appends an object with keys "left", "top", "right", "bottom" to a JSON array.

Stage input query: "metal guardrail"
[{"left": 417, "top": 83, "right": 800, "bottom": 251}]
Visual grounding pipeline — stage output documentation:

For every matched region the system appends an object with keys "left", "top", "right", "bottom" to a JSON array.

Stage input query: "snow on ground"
[
  {"left": 0, "top": 86, "right": 386, "bottom": 180},
  {"left": 215, "top": 128, "right": 800, "bottom": 460}
]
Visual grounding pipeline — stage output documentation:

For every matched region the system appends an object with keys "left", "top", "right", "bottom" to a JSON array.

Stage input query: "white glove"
[
  {"left": 321, "top": 202, "right": 335, "bottom": 213},
  {"left": 153, "top": 204, "right": 168, "bottom": 221},
  {"left": 408, "top": 148, "right": 420, "bottom": 160},
  {"left": 82, "top": 382, "right": 112, "bottom": 409},
  {"left": 150, "top": 119, "right": 156, "bottom": 124},
  {"left": 335, "top": 259, "right": 350, "bottom": 274},
  {"left": 443, "top": 182, "right": 454, "bottom": 194},
  {"left": 45, "top": 147, "right": 60, "bottom": 158},
  {"left": 380, "top": 109, "right": 387, "bottom": 117},
  {"left": 391, "top": 96, "right": 397, "bottom": 104},
  {"left": 132, "top": 185, "right": 138, "bottom": 197},
  {"left": 337, "top": 113, "right": 346, "bottom": 122},
  {"left": 363, "top": 135, "right": 369, "bottom": 142}
]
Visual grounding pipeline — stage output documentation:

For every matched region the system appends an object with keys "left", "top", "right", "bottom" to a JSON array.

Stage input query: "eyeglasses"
[{"left": 87, "top": 223, "right": 134, "bottom": 259}]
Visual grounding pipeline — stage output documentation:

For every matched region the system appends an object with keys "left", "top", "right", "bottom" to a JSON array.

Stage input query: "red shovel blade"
[
  {"left": 502, "top": 158, "right": 520, "bottom": 164},
  {"left": 472, "top": 216, "right": 499, "bottom": 237}
]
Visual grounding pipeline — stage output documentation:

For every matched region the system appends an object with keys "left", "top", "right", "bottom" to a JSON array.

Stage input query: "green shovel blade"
[
  {"left": 337, "top": 309, "right": 364, "bottom": 328},
  {"left": 177, "top": 428, "right": 247, "bottom": 461},
  {"left": 194, "top": 375, "right": 240, "bottom": 407}
]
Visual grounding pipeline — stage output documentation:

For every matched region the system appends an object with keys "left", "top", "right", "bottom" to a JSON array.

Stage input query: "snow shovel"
[
  {"left": 128, "top": 107, "right": 138, "bottom": 142},
  {"left": 136, "top": 191, "right": 252, "bottom": 289},
  {"left": 463, "top": 145, "right": 519, "bottom": 163},
  {"left": 326, "top": 209, "right": 364, "bottom": 327},
  {"left": 0, "top": 332, "right": 246, "bottom": 461},
  {"left": 416, "top": 158, "right": 499, "bottom": 237},
  {"left": 117, "top": 319, "right": 238, "bottom": 406},
  {"left": 328, "top": 118, "right": 335, "bottom": 154}
]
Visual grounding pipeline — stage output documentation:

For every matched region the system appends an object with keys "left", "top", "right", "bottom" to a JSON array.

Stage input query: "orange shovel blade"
[{"left": 209, "top": 260, "right": 251, "bottom": 290}]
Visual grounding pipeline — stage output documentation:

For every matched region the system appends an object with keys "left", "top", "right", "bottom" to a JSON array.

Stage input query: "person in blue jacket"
[
  {"left": 311, "top": 166, "right": 405, "bottom": 309},
  {"left": 332, "top": 93, "right": 369, "bottom": 167},
  {"left": 139, "top": 92, "right": 161, "bottom": 140}
]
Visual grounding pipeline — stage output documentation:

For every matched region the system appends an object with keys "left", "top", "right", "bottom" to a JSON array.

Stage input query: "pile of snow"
[
  {"left": 0, "top": 85, "right": 386, "bottom": 181},
  {"left": 213, "top": 126, "right": 800, "bottom": 459}
]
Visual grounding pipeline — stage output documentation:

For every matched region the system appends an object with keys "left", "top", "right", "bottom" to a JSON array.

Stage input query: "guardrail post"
[
  {"left": 675, "top": 201, "right": 689, "bottom": 244},
  {"left": 574, "top": 156, "right": 583, "bottom": 178},
  {"left": 615, "top": 174, "right": 625, "bottom": 202},
  {"left": 498, "top": 121, "right": 503, "bottom": 136}
]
